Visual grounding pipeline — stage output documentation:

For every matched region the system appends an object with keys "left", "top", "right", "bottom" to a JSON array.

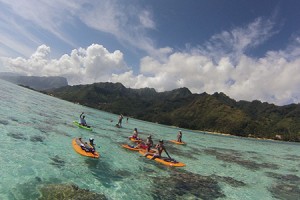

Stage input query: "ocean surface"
[{"left": 0, "top": 79, "right": 299, "bottom": 200}]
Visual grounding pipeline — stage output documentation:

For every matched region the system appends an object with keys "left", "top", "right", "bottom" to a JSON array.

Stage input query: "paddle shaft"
[{"left": 164, "top": 148, "right": 172, "bottom": 160}]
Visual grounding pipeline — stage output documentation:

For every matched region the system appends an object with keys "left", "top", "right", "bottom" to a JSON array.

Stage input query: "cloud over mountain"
[
  {"left": 2, "top": 44, "right": 127, "bottom": 85},
  {"left": 1, "top": 1, "right": 300, "bottom": 106}
]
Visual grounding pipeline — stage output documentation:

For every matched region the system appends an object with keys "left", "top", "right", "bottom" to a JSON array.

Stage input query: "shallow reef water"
[
  {"left": 38, "top": 184, "right": 107, "bottom": 200},
  {"left": 0, "top": 80, "right": 299, "bottom": 200},
  {"left": 150, "top": 170, "right": 226, "bottom": 199}
]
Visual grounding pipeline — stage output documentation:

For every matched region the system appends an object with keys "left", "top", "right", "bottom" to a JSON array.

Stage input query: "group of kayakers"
[
  {"left": 78, "top": 137, "right": 96, "bottom": 153},
  {"left": 77, "top": 113, "right": 97, "bottom": 154},
  {"left": 128, "top": 127, "right": 183, "bottom": 160},
  {"left": 77, "top": 112, "right": 184, "bottom": 159}
]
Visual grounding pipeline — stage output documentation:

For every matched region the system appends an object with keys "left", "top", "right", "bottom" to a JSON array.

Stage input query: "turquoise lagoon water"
[{"left": 0, "top": 79, "right": 299, "bottom": 200}]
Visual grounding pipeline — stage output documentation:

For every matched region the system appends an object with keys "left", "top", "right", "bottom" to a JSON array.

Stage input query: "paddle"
[
  {"left": 164, "top": 148, "right": 178, "bottom": 163},
  {"left": 164, "top": 148, "right": 172, "bottom": 160}
]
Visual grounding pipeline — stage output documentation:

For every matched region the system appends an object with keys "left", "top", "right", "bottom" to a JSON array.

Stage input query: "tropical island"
[{"left": 44, "top": 82, "right": 300, "bottom": 142}]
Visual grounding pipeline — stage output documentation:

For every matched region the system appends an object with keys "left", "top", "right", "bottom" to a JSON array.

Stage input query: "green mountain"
[
  {"left": 0, "top": 74, "right": 68, "bottom": 90},
  {"left": 46, "top": 82, "right": 300, "bottom": 142}
]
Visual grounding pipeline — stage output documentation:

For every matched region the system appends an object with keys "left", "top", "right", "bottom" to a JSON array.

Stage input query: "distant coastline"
[
  {"left": 203, "top": 130, "right": 286, "bottom": 143},
  {"left": 16, "top": 81, "right": 300, "bottom": 143}
]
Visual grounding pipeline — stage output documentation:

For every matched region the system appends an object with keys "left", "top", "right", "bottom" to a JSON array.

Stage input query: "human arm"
[{"left": 80, "top": 112, "right": 84, "bottom": 118}]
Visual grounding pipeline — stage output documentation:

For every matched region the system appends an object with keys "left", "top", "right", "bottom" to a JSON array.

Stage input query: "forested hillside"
[{"left": 46, "top": 82, "right": 300, "bottom": 142}]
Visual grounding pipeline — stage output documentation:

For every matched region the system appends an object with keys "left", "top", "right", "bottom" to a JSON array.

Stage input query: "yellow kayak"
[
  {"left": 139, "top": 150, "right": 185, "bottom": 167},
  {"left": 121, "top": 144, "right": 141, "bottom": 151},
  {"left": 122, "top": 144, "right": 154, "bottom": 152},
  {"left": 169, "top": 140, "right": 186, "bottom": 145},
  {"left": 129, "top": 137, "right": 142, "bottom": 143}
]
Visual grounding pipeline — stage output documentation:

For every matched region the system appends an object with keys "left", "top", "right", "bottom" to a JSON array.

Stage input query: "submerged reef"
[
  {"left": 204, "top": 148, "right": 279, "bottom": 170},
  {"left": 0, "top": 119, "right": 9, "bottom": 125},
  {"left": 266, "top": 172, "right": 300, "bottom": 200},
  {"left": 7, "top": 132, "right": 27, "bottom": 140},
  {"left": 49, "top": 155, "right": 65, "bottom": 168},
  {"left": 150, "top": 170, "right": 225, "bottom": 199},
  {"left": 38, "top": 184, "right": 107, "bottom": 200},
  {"left": 269, "top": 183, "right": 300, "bottom": 200},
  {"left": 212, "top": 175, "right": 246, "bottom": 187},
  {"left": 166, "top": 144, "right": 200, "bottom": 160},
  {"left": 85, "top": 159, "right": 133, "bottom": 188},
  {"left": 30, "top": 135, "right": 45, "bottom": 142}
]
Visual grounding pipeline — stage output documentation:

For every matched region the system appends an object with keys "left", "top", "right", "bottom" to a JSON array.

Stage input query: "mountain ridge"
[
  {"left": 0, "top": 74, "right": 68, "bottom": 90},
  {"left": 46, "top": 82, "right": 300, "bottom": 142}
]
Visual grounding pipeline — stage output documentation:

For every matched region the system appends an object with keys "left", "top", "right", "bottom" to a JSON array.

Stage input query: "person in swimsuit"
[
  {"left": 79, "top": 112, "right": 88, "bottom": 126},
  {"left": 177, "top": 130, "right": 183, "bottom": 142},
  {"left": 89, "top": 138, "right": 95, "bottom": 148},
  {"left": 129, "top": 128, "right": 139, "bottom": 139},
  {"left": 144, "top": 139, "right": 165, "bottom": 159},
  {"left": 145, "top": 135, "right": 153, "bottom": 152},
  {"left": 84, "top": 142, "right": 95, "bottom": 153},
  {"left": 78, "top": 138, "right": 95, "bottom": 153},
  {"left": 151, "top": 140, "right": 166, "bottom": 159},
  {"left": 117, "top": 114, "right": 124, "bottom": 127},
  {"left": 133, "top": 141, "right": 147, "bottom": 150}
]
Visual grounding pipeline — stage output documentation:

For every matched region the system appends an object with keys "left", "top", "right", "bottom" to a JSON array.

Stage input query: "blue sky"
[{"left": 0, "top": 0, "right": 300, "bottom": 105}]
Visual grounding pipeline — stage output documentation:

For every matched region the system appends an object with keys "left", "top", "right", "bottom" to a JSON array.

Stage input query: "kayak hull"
[
  {"left": 121, "top": 144, "right": 152, "bottom": 151},
  {"left": 169, "top": 140, "right": 185, "bottom": 145},
  {"left": 129, "top": 137, "right": 142, "bottom": 143},
  {"left": 139, "top": 150, "right": 185, "bottom": 167},
  {"left": 72, "top": 138, "right": 99, "bottom": 158},
  {"left": 73, "top": 121, "right": 92, "bottom": 131},
  {"left": 121, "top": 144, "right": 140, "bottom": 151}
]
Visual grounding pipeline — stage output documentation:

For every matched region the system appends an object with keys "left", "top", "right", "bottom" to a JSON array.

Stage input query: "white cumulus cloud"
[
  {"left": 2, "top": 44, "right": 128, "bottom": 85},
  {"left": 111, "top": 17, "right": 300, "bottom": 105},
  {"left": 1, "top": 16, "right": 300, "bottom": 106}
]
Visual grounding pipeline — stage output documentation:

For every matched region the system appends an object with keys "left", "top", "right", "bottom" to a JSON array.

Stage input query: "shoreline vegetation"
[
  {"left": 203, "top": 130, "right": 283, "bottom": 143},
  {"left": 165, "top": 122, "right": 288, "bottom": 142},
  {"left": 20, "top": 82, "right": 300, "bottom": 143}
]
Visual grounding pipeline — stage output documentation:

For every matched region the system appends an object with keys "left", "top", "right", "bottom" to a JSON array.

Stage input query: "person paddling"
[
  {"left": 117, "top": 114, "right": 124, "bottom": 127},
  {"left": 145, "top": 135, "right": 153, "bottom": 152},
  {"left": 79, "top": 137, "right": 95, "bottom": 154},
  {"left": 89, "top": 138, "right": 95, "bottom": 148},
  {"left": 144, "top": 139, "right": 166, "bottom": 159},
  {"left": 177, "top": 130, "right": 183, "bottom": 142},
  {"left": 131, "top": 141, "right": 147, "bottom": 150},
  {"left": 129, "top": 128, "right": 139, "bottom": 140},
  {"left": 79, "top": 112, "right": 89, "bottom": 127}
]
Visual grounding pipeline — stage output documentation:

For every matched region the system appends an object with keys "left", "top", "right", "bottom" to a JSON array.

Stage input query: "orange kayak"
[
  {"left": 72, "top": 138, "right": 99, "bottom": 158},
  {"left": 121, "top": 144, "right": 141, "bottom": 151},
  {"left": 169, "top": 140, "right": 186, "bottom": 145},
  {"left": 122, "top": 144, "right": 154, "bottom": 152},
  {"left": 139, "top": 150, "right": 185, "bottom": 167},
  {"left": 129, "top": 137, "right": 142, "bottom": 143}
]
